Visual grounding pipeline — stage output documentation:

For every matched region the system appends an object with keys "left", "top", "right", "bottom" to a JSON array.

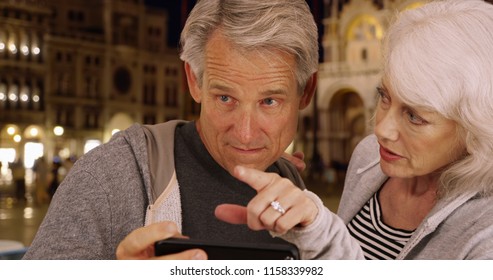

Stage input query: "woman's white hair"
[
  {"left": 179, "top": 0, "right": 319, "bottom": 92},
  {"left": 383, "top": 0, "right": 493, "bottom": 198}
]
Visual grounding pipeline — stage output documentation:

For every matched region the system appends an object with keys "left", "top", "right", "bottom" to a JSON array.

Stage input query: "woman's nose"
[{"left": 374, "top": 109, "right": 399, "bottom": 142}]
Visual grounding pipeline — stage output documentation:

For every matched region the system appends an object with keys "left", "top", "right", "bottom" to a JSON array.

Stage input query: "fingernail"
[
  {"left": 163, "top": 222, "right": 177, "bottom": 233},
  {"left": 192, "top": 250, "right": 207, "bottom": 260}
]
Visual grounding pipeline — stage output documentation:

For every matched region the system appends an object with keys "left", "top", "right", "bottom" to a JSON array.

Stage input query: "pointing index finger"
[{"left": 233, "top": 165, "right": 275, "bottom": 193}]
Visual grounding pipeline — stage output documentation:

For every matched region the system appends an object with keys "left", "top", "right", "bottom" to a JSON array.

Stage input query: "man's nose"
[{"left": 234, "top": 107, "right": 257, "bottom": 144}]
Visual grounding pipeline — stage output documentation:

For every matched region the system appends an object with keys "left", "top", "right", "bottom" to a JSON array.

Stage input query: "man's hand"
[
  {"left": 116, "top": 221, "right": 207, "bottom": 260},
  {"left": 215, "top": 166, "right": 318, "bottom": 235},
  {"left": 282, "top": 151, "right": 306, "bottom": 173}
]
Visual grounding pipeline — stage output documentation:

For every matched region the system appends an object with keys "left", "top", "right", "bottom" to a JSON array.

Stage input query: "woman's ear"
[
  {"left": 299, "top": 72, "right": 317, "bottom": 109},
  {"left": 185, "top": 62, "right": 202, "bottom": 103}
]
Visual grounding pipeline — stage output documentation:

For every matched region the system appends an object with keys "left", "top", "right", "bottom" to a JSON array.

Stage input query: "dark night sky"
[
  {"left": 145, "top": 0, "right": 493, "bottom": 49},
  {"left": 144, "top": 1, "right": 197, "bottom": 48},
  {"left": 145, "top": 0, "right": 324, "bottom": 59}
]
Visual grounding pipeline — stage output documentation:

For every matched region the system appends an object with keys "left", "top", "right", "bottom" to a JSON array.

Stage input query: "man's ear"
[
  {"left": 299, "top": 72, "right": 317, "bottom": 110},
  {"left": 185, "top": 62, "right": 202, "bottom": 103}
]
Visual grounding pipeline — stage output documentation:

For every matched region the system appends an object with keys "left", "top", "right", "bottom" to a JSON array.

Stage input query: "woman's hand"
[
  {"left": 116, "top": 221, "right": 207, "bottom": 260},
  {"left": 215, "top": 166, "right": 318, "bottom": 235}
]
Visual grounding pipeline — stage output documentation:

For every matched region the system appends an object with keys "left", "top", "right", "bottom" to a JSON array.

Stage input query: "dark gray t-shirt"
[{"left": 174, "top": 122, "right": 291, "bottom": 245}]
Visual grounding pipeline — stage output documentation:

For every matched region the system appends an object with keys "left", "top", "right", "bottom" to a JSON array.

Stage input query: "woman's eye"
[
  {"left": 406, "top": 110, "right": 427, "bottom": 125},
  {"left": 376, "top": 87, "right": 390, "bottom": 105}
]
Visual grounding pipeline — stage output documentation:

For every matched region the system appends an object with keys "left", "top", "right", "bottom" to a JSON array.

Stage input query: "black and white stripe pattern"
[{"left": 347, "top": 191, "right": 414, "bottom": 259}]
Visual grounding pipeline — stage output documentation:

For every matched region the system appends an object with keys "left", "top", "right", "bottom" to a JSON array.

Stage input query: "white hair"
[
  {"left": 179, "top": 0, "right": 319, "bottom": 92},
  {"left": 382, "top": 0, "right": 493, "bottom": 198}
]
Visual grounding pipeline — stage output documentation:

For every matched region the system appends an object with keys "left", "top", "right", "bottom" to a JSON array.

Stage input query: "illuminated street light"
[
  {"left": 13, "top": 134, "right": 21, "bottom": 142},
  {"left": 7, "top": 126, "right": 16, "bottom": 135},
  {"left": 32, "top": 46, "right": 40, "bottom": 55},
  {"left": 30, "top": 127, "right": 39, "bottom": 137},
  {"left": 21, "top": 45, "right": 29, "bottom": 55},
  {"left": 20, "top": 93, "right": 29, "bottom": 102},
  {"left": 53, "top": 126, "right": 64, "bottom": 136},
  {"left": 9, "top": 43, "right": 17, "bottom": 54},
  {"left": 9, "top": 93, "right": 18, "bottom": 102}
]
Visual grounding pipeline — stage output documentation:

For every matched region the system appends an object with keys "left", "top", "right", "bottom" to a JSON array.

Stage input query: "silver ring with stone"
[{"left": 270, "top": 200, "right": 286, "bottom": 215}]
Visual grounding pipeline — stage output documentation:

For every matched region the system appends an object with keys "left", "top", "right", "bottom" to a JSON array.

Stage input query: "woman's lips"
[{"left": 379, "top": 145, "right": 403, "bottom": 161}]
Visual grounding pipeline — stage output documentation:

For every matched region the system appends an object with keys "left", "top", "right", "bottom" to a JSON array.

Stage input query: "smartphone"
[{"left": 154, "top": 238, "right": 299, "bottom": 260}]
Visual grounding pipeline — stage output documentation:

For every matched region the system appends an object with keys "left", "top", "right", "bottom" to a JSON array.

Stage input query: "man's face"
[{"left": 186, "top": 31, "right": 313, "bottom": 175}]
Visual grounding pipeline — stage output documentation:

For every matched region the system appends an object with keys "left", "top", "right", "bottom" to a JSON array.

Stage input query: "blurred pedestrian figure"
[
  {"left": 58, "top": 155, "right": 76, "bottom": 183},
  {"left": 10, "top": 159, "right": 26, "bottom": 203},
  {"left": 47, "top": 158, "right": 62, "bottom": 199},
  {"left": 33, "top": 156, "right": 49, "bottom": 205}
]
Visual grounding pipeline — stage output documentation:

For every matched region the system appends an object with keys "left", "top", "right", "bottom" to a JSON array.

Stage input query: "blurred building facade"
[
  {"left": 0, "top": 0, "right": 184, "bottom": 171},
  {"left": 300, "top": 0, "right": 433, "bottom": 181},
  {"left": 2, "top": 0, "right": 493, "bottom": 180}
]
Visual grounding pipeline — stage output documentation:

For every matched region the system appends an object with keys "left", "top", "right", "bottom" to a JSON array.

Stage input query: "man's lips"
[
  {"left": 231, "top": 146, "right": 264, "bottom": 154},
  {"left": 379, "top": 145, "right": 403, "bottom": 161}
]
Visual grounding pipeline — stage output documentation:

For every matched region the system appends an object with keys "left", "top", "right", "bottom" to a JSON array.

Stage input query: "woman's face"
[{"left": 374, "top": 84, "right": 466, "bottom": 179}]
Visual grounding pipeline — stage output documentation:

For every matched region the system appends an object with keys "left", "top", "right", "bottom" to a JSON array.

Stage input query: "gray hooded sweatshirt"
[
  {"left": 281, "top": 134, "right": 493, "bottom": 259},
  {"left": 23, "top": 121, "right": 308, "bottom": 259}
]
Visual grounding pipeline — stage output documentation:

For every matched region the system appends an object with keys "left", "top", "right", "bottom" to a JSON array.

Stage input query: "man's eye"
[
  {"left": 262, "top": 98, "right": 277, "bottom": 106},
  {"left": 219, "top": 95, "right": 230, "bottom": 103}
]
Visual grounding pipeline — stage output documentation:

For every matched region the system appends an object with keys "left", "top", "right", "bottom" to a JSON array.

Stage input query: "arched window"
[{"left": 346, "top": 14, "right": 383, "bottom": 41}]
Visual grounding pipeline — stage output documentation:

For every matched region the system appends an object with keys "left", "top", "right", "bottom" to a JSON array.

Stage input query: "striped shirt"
[{"left": 347, "top": 190, "right": 414, "bottom": 259}]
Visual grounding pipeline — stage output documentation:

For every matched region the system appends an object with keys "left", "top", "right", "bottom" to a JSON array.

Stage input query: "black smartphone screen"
[{"left": 154, "top": 238, "right": 299, "bottom": 260}]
